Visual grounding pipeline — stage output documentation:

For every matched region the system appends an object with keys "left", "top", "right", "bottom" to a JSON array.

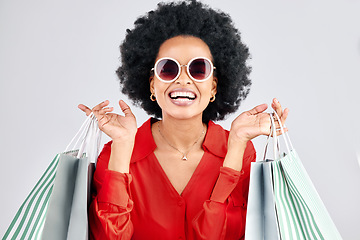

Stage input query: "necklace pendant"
[{"left": 182, "top": 155, "right": 188, "bottom": 161}]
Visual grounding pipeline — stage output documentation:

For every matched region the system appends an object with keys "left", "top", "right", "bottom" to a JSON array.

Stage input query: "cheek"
[
  {"left": 199, "top": 82, "right": 214, "bottom": 97},
  {"left": 153, "top": 82, "right": 169, "bottom": 101}
]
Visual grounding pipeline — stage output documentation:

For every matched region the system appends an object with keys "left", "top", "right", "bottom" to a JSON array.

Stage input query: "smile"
[
  {"left": 168, "top": 89, "right": 197, "bottom": 106},
  {"left": 169, "top": 91, "right": 196, "bottom": 100}
]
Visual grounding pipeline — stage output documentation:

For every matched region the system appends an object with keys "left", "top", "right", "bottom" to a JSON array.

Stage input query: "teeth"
[
  {"left": 174, "top": 98, "right": 191, "bottom": 101},
  {"left": 170, "top": 92, "right": 195, "bottom": 99}
]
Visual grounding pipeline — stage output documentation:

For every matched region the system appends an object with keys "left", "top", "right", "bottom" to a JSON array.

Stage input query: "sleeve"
[
  {"left": 88, "top": 141, "right": 134, "bottom": 240},
  {"left": 191, "top": 141, "right": 256, "bottom": 240}
]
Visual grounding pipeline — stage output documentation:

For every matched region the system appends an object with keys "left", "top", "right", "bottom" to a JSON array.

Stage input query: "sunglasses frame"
[{"left": 152, "top": 56, "right": 216, "bottom": 83}]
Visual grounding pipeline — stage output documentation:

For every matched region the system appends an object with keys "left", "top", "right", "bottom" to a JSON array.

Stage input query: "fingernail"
[{"left": 274, "top": 98, "right": 278, "bottom": 103}]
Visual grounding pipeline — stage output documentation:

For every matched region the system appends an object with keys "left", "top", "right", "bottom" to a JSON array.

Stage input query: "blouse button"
[{"left": 178, "top": 199, "right": 184, "bottom": 206}]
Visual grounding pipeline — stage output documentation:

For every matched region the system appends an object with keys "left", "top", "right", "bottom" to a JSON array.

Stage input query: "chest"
[
  {"left": 127, "top": 152, "right": 247, "bottom": 240},
  {"left": 154, "top": 148, "right": 205, "bottom": 195}
]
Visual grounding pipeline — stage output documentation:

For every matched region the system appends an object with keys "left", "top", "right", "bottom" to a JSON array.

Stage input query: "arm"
[
  {"left": 79, "top": 100, "right": 137, "bottom": 239},
  {"left": 192, "top": 98, "right": 288, "bottom": 239},
  {"left": 89, "top": 142, "right": 134, "bottom": 240},
  {"left": 191, "top": 143, "right": 256, "bottom": 240}
]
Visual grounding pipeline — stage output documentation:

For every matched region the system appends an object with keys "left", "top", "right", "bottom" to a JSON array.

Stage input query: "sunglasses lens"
[
  {"left": 189, "top": 58, "right": 212, "bottom": 80},
  {"left": 156, "top": 59, "right": 179, "bottom": 81}
]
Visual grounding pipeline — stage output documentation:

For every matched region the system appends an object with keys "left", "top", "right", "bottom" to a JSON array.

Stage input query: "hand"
[
  {"left": 229, "top": 98, "right": 289, "bottom": 145},
  {"left": 78, "top": 100, "right": 137, "bottom": 142}
]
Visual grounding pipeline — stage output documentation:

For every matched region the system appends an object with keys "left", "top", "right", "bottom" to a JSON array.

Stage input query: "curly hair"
[{"left": 117, "top": 0, "right": 251, "bottom": 122}]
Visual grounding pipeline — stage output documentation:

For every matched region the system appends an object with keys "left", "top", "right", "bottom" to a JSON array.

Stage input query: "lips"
[{"left": 168, "top": 88, "right": 197, "bottom": 106}]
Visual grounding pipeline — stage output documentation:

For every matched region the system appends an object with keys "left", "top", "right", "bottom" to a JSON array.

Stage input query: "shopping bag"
[
  {"left": 245, "top": 111, "right": 342, "bottom": 240},
  {"left": 245, "top": 160, "right": 281, "bottom": 240},
  {"left": 272, "top": 152, "right": 343, "bottom": 240},
  {"left": 2, "top": 113, "right": 101, "bottom": 240},
  {"left": 41, "top": 154, "right": 91, "bottom": 240}
]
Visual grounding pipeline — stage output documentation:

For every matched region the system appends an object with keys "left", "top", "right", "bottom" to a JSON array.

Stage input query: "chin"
[
  {"left": 163, "top": 110, "right": 203, "bottom": 121},
  {"left": 159, "top": 100, "right": 209, "bottom": 121}
]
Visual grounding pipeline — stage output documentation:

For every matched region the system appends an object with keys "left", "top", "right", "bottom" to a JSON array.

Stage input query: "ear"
[
  {"left": 149, "top": 76, "right": 155, "bottom": 93},
  {"left": 211, "top": 77, "right": 218, "bottom": 96}
]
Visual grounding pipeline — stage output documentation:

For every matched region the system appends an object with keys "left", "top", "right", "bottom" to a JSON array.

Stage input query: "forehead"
[{"left": 156, "top": 36, "right": 213, "bottom": 63}]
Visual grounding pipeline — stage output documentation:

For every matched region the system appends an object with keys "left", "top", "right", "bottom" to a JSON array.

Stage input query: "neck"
[{"left": 158, "top": 114, "right": 206, "bottom": 151}]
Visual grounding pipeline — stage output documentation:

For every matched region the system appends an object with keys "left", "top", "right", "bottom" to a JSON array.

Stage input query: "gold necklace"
[{"left": 158, "top": 122, "right": 205, "bottom": 161}]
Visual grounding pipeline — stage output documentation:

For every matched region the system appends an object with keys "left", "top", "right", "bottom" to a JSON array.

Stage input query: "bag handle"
[
  {"left": 261, "top": 109, "right": 294, "bottom": 161},
  {"left": 64, "top": 113, "right": 102, "bottom": 164},
  {"left": 270, "top": 115, "right": 280, "bottom": 159},
  {"left": 83, "top": 115, "right": 102, "bottom": 164},
  {"left": 271, "top": 110, "right": 294, "bottom": 154},
  {"left": 65, "top": 113, "right": 95, "bottom": 152},
  {"left": 262, "top": 118, "right": 279, "bottom": 161}
]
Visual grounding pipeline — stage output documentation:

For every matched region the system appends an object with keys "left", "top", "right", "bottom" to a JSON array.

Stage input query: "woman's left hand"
[{"left": 229, "top": 98, "right": 289, "bottom": 146}]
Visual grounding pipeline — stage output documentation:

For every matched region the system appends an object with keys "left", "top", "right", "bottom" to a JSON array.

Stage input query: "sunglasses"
[{"left": 151, "top": 57, "right": 216, "bottom": 83}]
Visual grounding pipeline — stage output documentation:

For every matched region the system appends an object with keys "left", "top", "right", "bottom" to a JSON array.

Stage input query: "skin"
[{"left": 78, "top": 35, "right": 289, "bottom": 194}]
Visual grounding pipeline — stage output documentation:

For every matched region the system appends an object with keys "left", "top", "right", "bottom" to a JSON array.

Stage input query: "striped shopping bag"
[
  {"left": 2, "top": 113, "right": 101, "bottom": 240},
  {"left": 245, "top": 111, "right": 342, "bottom": 240},
  {"left": 2, "top": 154, "right": 60, "bottom": 240},
  {"left": 272, "top": 150, "right": 342, "bottom": 240}
]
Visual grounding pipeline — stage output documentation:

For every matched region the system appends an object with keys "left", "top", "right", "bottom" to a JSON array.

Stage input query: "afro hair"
[{"left": 116, "top": 0, "right": 251, "bottom": 123}]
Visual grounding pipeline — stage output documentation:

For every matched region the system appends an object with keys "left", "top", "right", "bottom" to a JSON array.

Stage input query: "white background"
[{"left": 1, "top": 0, "right": 359, "bottom": 238}]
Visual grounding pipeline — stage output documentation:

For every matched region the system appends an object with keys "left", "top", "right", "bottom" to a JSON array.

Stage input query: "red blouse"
[{"left": 89, "top": 118, "right": 256, "bottom": 240}]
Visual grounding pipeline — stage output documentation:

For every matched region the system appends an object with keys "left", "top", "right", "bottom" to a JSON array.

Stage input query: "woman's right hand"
[{"left": 78, "top": 100, "right": 137, "bottom": 143}]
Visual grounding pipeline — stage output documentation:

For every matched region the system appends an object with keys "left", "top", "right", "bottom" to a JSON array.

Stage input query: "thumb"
[
  {"left": 247, "top": 103, "right": 268, "bottom": 115},
  {"left": 119, "top": 100, "right": 134, "bottom": 117}
]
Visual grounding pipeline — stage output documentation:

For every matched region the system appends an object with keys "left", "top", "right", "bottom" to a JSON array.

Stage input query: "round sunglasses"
[{"left": 152, "top": 57, "right": 216, "bottom": 83}]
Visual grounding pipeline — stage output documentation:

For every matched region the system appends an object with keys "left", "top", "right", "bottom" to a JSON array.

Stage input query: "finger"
[
  {"left": 98, "top": 107, "right": 114, "bottom": 115},
  {"left": 78, "top": 104, "right": 92, "bottom": 116},
  {"left": 92, "top": 100, "right": 110, "bottom": 111},
  {"left": 92, "top": 100, "right": 110, "bottom": 119},
  {"left": 98, "top": 113, "right": 116, "bottom": 127},
  {"left": 270, "top": 123, "right": 289, "bottom": 136},
  {"left": 272, "top": 120, "right": 288, "bottom": 132},
  {"left": 247, "top": 103, "right": 268, "bottom": 115},
  {"left": 275, "top": 127, "right": 289, "bottom": 136},
  {"left": 280, "top": 108, "right": 289, "bottom": 124},
  {"left": 272, "top": 99, "right": 289, "bottom": 128},
  {"left": 95, "top": 107, "right": 114, "bottom": 122},
  {"left": 274, "top": 107, "right": 289, "bottom": 127},
  {"left": 119, "top": 100, "right": 134, "bottom": 117},
  {"left": 271, "top": 98, "right": 282, "bottom": 119}
]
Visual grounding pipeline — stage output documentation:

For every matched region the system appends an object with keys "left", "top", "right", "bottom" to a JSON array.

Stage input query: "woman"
[{"left": 79, "top": 1, "right": 289, "bottom": 239}]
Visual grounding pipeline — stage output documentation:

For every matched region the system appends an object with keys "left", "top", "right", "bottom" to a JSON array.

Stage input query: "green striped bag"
[
  {"left": 272, "top": 150, "right": 342, "bottom": 240},
  {"left": 270, "top": 112, "right": 342, "bottom": 240},
  {"left": 2, "top": 113, "right": 100, "bottom": 240},
  {"left": 245, "top": 111, "right": 342, "bottom": 240},
  {"left": 2, "top": 154, "right": 60, "bottom": 240}
]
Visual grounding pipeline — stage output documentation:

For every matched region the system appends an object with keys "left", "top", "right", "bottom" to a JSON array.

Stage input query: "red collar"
[{"left": 130, "top": 118, "right": 229, "bottom": 163}]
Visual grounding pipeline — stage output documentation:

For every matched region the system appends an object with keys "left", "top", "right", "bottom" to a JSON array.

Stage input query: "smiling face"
[{"left": 150, "top": 35, "right": 217, "bottom": 121}]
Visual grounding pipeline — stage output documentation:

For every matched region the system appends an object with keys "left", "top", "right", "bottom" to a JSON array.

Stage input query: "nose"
[{"left": 175, "top": 65, "right": 192, "bottom": 85}]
